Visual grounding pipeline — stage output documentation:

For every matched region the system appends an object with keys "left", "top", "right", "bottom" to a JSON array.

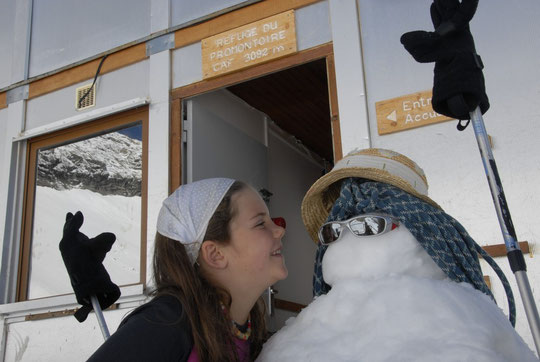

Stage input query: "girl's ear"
[{"left": 200, "top": 240, "right": 227, "bottom": 269}]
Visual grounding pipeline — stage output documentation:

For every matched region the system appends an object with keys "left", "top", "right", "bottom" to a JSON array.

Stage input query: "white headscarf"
[{"left": 156, "top": 178, "right": 235, "bottom": 263}]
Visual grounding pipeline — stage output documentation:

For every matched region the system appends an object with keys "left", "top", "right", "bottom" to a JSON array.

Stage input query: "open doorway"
[
  {"left": 171, "top": 46, "right": 338, "bottom": 331},
  {"left": 227, "top": 58, "right": 334, "bottom": 331},
  {"left": 227, "top": 58, "right": 334, "bottom": 163}
]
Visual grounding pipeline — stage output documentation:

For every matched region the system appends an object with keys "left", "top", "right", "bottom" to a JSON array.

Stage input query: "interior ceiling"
[{"left": 227, "top": 58, "right": 334, "bottom": 163}]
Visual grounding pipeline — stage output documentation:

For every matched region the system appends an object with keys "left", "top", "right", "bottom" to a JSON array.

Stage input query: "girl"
[{"left": 87, "top": 178, "right": 287, "bottom": 361}]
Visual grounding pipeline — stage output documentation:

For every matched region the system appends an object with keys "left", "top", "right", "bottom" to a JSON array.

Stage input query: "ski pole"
[
  {"left": 90, "top": 294, "right": 111, "bottom": 340},
  {"left": 469, "top": 106, "right": 540, "bottom": 354}
]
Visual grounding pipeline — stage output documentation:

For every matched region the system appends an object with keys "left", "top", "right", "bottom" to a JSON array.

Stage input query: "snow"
[
  {"left": 27, "top": 186, "right": 141, "bottom": 299},
  {"left": 321, "top": 218, "right": 447, "bottom": 283},
  {"left": 258, "top": 225, "right": 538, "bottom": 361}
]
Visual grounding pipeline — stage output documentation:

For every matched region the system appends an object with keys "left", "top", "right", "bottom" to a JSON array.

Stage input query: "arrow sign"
[
  {"left": 386, "top": 110, "right": 397, "bottom": 123},
  {"left": 375, "top": 90, "right": 453, "bottom": 135}
]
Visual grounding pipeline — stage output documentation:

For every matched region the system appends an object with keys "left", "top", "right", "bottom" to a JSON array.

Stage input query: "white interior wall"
[
  {"left": 267, "top": 129, "right": 322, "bottom": 329},
  {"left": 356, "top": 0, "right": 540, "bottom": 349},
  {"left": 188, "top": 89, "right": 267, "bottom": 145}
]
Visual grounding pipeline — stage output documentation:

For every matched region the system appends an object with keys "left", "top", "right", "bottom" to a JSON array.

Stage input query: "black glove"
[
  {"left": 59, "top": 211, "right": 120, "bottom": 322},
  {"left": 400, "top": 0, "right": 489, "bottom": 126}
]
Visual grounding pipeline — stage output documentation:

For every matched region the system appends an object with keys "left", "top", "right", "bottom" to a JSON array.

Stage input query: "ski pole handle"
[{"left": 90, "top": 294, "right": 110, "bottom": 340}]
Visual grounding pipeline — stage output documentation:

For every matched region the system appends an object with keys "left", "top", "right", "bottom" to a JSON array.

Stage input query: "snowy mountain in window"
[{"left": 36, "top": 131, "right": 142, "bottom": 197}]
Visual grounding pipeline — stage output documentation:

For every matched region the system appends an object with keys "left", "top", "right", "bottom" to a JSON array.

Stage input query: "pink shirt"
[{"left": 187, "top": 338, "right": 250, "bottom": 362}]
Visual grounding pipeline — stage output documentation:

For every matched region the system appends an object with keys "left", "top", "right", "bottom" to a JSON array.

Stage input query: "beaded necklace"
[{"left": 220, "top": 301, "right": 252, "bottom": 341}]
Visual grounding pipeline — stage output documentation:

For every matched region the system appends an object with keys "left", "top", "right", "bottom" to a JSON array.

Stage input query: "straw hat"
[{"left": 301, "top": 148, "right": 441, "bottom": 243}]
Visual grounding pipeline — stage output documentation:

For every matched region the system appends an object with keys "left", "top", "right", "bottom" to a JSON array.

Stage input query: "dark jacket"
[{"left": 87, "top": 294, "right": 193, "bottom": 361}]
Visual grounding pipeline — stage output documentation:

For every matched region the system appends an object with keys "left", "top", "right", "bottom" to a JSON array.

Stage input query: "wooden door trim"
[
  {"left": 326, "top": 54, "right": 342, "bottom": 161},
  {"left": 172, "top": 43, "right": 333, "bottom": 100},
  {"left": 170, "top": 99, "right": 182, "bottom": 193}
]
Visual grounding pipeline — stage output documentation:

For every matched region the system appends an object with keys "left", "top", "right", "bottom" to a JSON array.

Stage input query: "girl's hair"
[{"left": 152, "top": 181, "right": 267, "bottom": 361}]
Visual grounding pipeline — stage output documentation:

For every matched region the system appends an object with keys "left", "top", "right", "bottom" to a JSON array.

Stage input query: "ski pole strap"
[{"left": 476, "top": 246, "right": 516, "bottom": 326}]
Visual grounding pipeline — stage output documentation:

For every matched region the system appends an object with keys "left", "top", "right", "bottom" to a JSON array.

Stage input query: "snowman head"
[
  {"left": 305, "top": 149, "right": 495, "bottom": 307},
  {"left": 304, "top": 148, "right": 440, "bottom": 296},
  {"left": 320, "top": 213, "right": 447, "bottom": 285}
]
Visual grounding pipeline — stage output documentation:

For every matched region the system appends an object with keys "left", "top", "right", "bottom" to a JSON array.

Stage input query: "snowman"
[{"left": 257, "top": 148, "right": 537, "bottom": 362}]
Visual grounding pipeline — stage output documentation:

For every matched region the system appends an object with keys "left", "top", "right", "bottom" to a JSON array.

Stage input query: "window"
[{"left": 18, "top": 107, "right": 148, "bottom": 301}]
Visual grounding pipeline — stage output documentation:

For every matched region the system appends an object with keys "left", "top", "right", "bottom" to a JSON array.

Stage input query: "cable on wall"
[{"left": 78, "top": 55, "right": 109, "bottom": 109}]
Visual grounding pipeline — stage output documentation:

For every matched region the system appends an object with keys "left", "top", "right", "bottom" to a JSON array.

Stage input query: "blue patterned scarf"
[{"left": 312, "top": 178, "right": 516, "bottom": 327}]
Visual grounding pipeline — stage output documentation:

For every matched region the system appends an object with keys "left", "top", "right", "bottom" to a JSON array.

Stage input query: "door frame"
[{"left": 169, "top": 42, "right": 341, "bottom": 192}]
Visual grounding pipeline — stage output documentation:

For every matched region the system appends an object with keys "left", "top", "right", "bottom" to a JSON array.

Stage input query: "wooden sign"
[
  {"left": 375, "top": 90, "right": 453, "bottom": 135},
  {"left": 201, "top": 10, "right": 297, "bottom": 79}
]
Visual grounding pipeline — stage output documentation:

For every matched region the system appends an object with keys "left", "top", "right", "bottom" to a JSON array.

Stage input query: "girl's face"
[{"left": 223, "top": 187, "right": 288, "bottom": 292}]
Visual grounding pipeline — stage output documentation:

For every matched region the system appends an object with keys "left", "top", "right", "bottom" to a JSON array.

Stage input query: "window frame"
[{"left": 17, "top": 106, "right": 149, "bottom": 302}]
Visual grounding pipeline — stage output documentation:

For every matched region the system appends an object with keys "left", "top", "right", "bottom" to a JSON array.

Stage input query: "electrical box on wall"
[{"left": 75, "top": 84, "right": 96, "bottom": 111}]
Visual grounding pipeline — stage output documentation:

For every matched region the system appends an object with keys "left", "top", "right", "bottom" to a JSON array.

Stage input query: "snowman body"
[{"left": 257, "top": 225, "right": 537, "bottom": 361}]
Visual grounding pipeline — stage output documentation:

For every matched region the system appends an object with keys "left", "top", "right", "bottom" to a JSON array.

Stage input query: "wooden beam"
[
  {"left": 170, "top": 98, "right": 182, "bottom": 192},
  {"left": 174, "top": 0, "right": 321, "bottom": 49},
  {"left": 171, "top": 42, "right": 333, "bottom": 100},
  {"left": 140, "top": 109, "right": 150, "bottom": 287},
  {"left": 25, "top": 304, "right": 118, "bottom": 321},
  {"left": 17, "top": 132, "right": 38, "bottom": 301},
  {"left": 484, "top": 275, "right": 491, "bottom": 290},
  {"left": 0, "top": 92, "right": 6, "bottom": 109},
  {"left": 326, "top": 54, "right": 342, "bottom": 162},
  {"left": 274, "top": 298, "right": 306, "bottom": 313},
  {"left": 481, "top": 241, "right": 529, "bottom": 258},
  {"left": 28, "top": 43, "right": 147, "bottom": 99}
]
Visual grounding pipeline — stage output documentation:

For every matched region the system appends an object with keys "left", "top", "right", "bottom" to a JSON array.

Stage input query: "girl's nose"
[
  {"left": 273, "top": 223, "right": 285, "bottom": 239},
  {"left": 272, "top": 217, "right": 286, "bottom": 239}
]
